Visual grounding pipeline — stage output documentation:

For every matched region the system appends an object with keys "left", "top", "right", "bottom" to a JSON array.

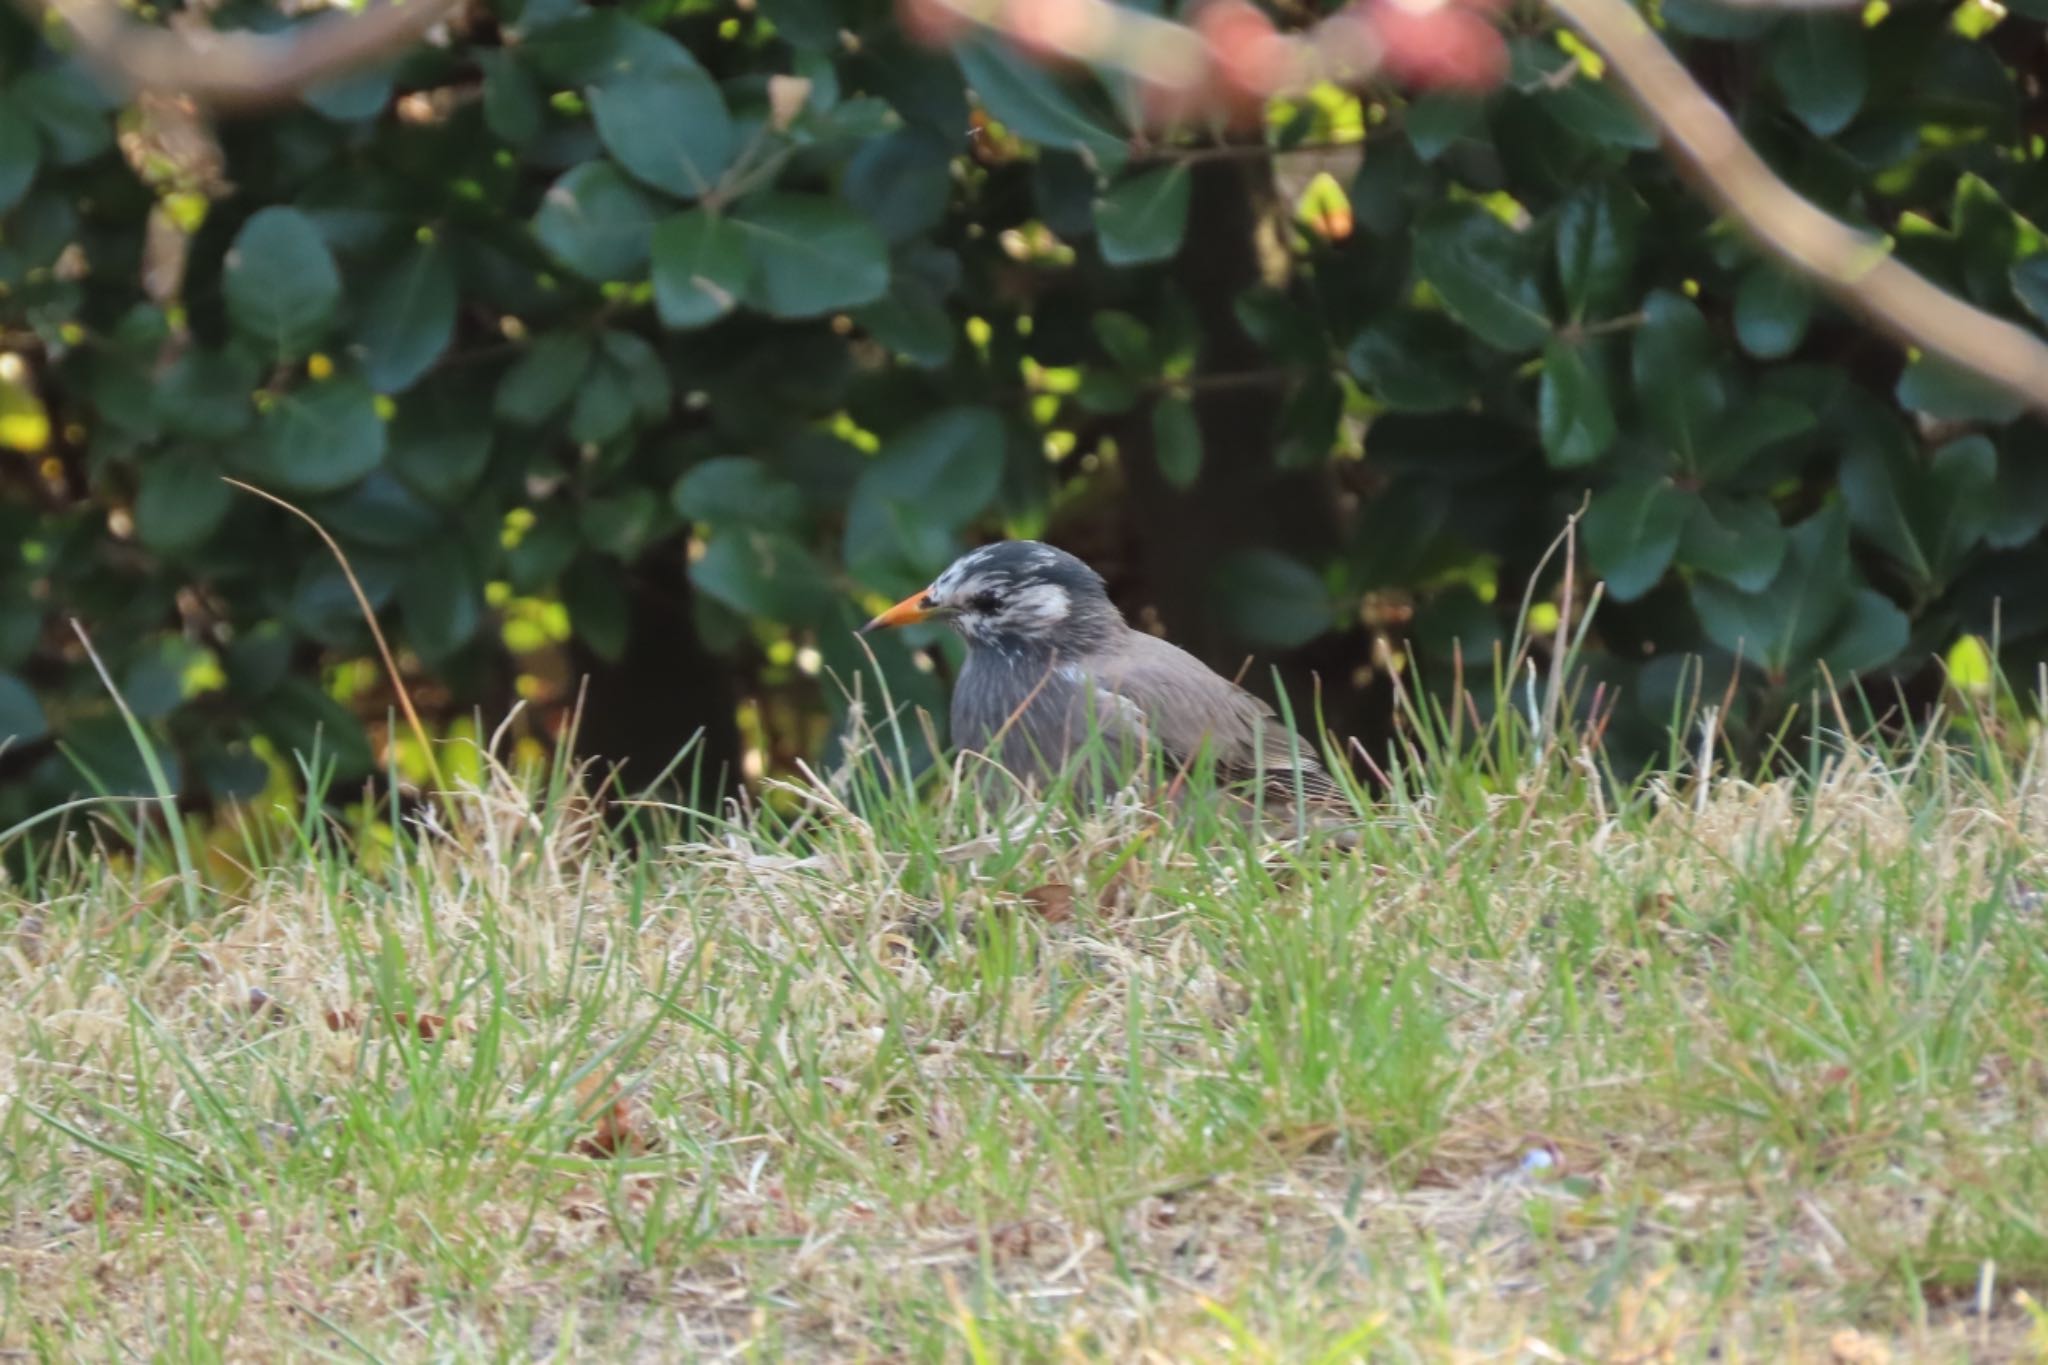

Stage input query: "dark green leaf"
[
  {"left": 1554, "top": 180, "right": 1643, "bottom": 321},
  {"left": 156, "top": 348, "right": 256, "bottom": 440},
  {"left": 313, "top": 471, "right": 442, "bottom": 550},
  {"left": 1234, "top": 289, "right": 1327, "bottom": 367},
  {"left": 1896, "top": 355, "right": 2026, "bottom": 424},
  {"left": 690, "top": 530, "right": 834, "bottom": 623},
  {"left": 1095, "top": 166, "right": 1191, "bottom": 267},
  {"left": 651, "top": 211, "right": 750, "bottom": 330},
  {"left": 845, "top": 129, "right": 954, "bottom": 243},
  {"left": 1631, "top": 290, "right": 1727, "bottom": 464},
  {"left": 857, "top": 275, "right": 956, "bottom": 368},
  {"left": 13, "top": 63, "right": 113, "bottom": 164},
  {"left": 956, "top": 38, "right": 1127, "bottom": 172},
  {"left": 481, "top": 51, "right": 542, "bottom": 145},
  {"left": 136, "top": 455, "right": 232, "bottom": 553},
  {"left": 1350, "top": 138, "right": 1426, "bottom": 238},
  {"left": 1405, "top": 94, "right": 1483, "bottom": 162},
  {"left": 519, "top": 12, "right": 699, "bottom": 87},
  {"left": 254, "top": 379, "right": 387, "bottom": 494},
  {"left": 1093, "top": 310, "right": 1155, "bottom": 374},
  {"left": 1075, "top": 370, "right": 1141, "bottom": 414},
  {"left": 1734, "top": 262, "right": 1813, "bottom": 360},
  {"left": 589, "top": 70, "right": 735, "bottom": 200},
  {"left": 1275, "top": 374, "right": 1343, "bottom": 471},
  {"left": 0, "top": 586, "right": 37, "bottom": 671},
  {"left": 289, "top": 556, "right": 399, "bottom": 646},
  {"left": 1690, "top": 504, "right": 1853, "bottom": 676},
  {"left": 1987, "top": 425, "right": 2048, "bottom": 550},
  {"left": 1842, "top": 428, "right": 1995, "bottom": 589},
  {"left": 1540, "top": 79, "right": 1656, "bottom": 150},
  {"left": 580, "top": 489, "right": 665, "bottom": 559},
  {"left": 391, "top": 378, "right": 493, "bottom": 503},
  {"left": 120, "top": 638, "right": 191, "bottom": 721},
  {"left": 1660, "top": 0, "right": 1772, "bottom": 40},
  {"left": 2012, "top": 255, "right": 2048, "bottom": 326},
  {"left": 1413, "top": 204, "right": 1550, "bottom": 352},
  {"left": 674, "top": 457, "right": 806, "bottom": 530},
  {"left": 303, "top": 64, "right": 395, "bottom": 122},
  {"left": 1153, "top": 394, "right": 1201, "bottom": 489},
  {"left": 1352, "top": 480, "right": 1451, "bottom": 587},
  {"left": 1539, "top": 338, "right": 1617, "bottom": 469},
  {"left": 844, "top": 407, "right": 1004, "bottom": 567},
  {"left": 602, "top": 330, "right": 671, "bottom": 421},
  {"left": 1816, "top": 588, "right": 1908, "bottom": 681},
  {"left": 568, "top": 360, "right": 634, "bottom": 445},
  {"left": 0, "top": 106, "right": 38, "bottom": 216},
  {"left": 1696, "top": 396, "right": 1816, "bottom": 483},
  {"left": 1583, "top": 478, "right": 1690, "bottom": 601},
  {"left": 805, "top": 96, "right": 895, "bottom": 144},
  {"left": 760, "top": 0, "right": 839, "bottom": 49},
  {"left": 398, "top": 538, "right": 482, "bottom": 663},
  {"left": 262, "top": 678, "right": 373, "bottom": 778},
  {"left": 1678, "top": 496, "right": 1786, "bottom": 592},
  {"left": 730, "top": 193, "right": 890, "bottom": 318},
  {"left": 1212, "top": 548, "right": 1330, "bottom": 649},
  {"left": 0, "top": 672, "right": 47, "bottom": 746},
  {"left": 224, "top": 208, "right": 342, "bottom": 358},
  {"left": 1769, "top": 16, "right": 1868, "bottom": 138},
  {"left": 494, "top": 332, "right": 593, "bottom": 426},
  {"left": 507, "top": 510, "right": 580, "bottom": 591},
  {"left": 1412, "top": 586, "right": 1503, "bottom": 663},
  {"left": 355, "top": 243, "right": 457, "bottom": 396},
  {"left": 1346, "top": 312, "right": 1469, "bottom": 412},
  {"left": 224, "top": 623, "right": 291, "bottom": 699},
  {"left": 533, "top": 161, "right": 657, "bottom": 282},
  {"left": 861, "top": 406, "right": 1003, "bottom": 527}
]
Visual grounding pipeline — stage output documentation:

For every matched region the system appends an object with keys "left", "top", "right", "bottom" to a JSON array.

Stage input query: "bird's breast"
[{"left": 952, "top": 649, "right": 1095, "bottom": 779}]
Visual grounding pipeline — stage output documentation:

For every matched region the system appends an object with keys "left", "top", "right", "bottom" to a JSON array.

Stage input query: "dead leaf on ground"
[
  {"left": 571, "top": 1073, "right": 656, "bottom": 1158},
  {"left": 321, "top": 1005, "right": 462, "bottom": 1039},
  {"left": 1096, "top": 864, "right": 1136, "bottom": 915},
  {"left": 1021, "top": 882, "right": 1074, "bottom": 922},
  {"left": 392, "top": 1012, "right": 452, "bottom": 1040}
]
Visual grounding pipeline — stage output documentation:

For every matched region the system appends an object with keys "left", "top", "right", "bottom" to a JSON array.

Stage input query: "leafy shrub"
[{"left": 2, "top": 0, "right": 2046, "bottom": 823}]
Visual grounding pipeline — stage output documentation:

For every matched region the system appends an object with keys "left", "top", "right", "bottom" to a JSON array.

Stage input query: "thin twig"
[
  {"left": 26, "top": 0, "right": 461, "bottom": 112},
  {"left": 1549, "top": 0, "right": 2048, "bottom": 418},
  {"left": 1127, "top": 138, "right": 1375, "bottom": 166},
  {"left": 222, "top": 478, "right": 445, "bottom": 792}
]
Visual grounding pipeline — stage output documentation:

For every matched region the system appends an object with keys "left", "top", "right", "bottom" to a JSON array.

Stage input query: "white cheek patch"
[{"left": 1003, "top": 583, "right": 1070, "bottom": 628}]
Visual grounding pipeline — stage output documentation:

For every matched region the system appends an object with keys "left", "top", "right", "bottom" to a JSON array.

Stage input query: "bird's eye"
[{"left": 969, "top": 591, "right": 1002, "bottom": 613}]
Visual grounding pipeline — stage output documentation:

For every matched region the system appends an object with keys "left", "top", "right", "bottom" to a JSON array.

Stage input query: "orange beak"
[{"left": 859, "top": 591, "right": 935, "bottom": 634}]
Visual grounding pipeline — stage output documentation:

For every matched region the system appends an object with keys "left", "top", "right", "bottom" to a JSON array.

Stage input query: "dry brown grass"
[{"left": 6, "top": 720, "right": 2048, "bottom": 1361}]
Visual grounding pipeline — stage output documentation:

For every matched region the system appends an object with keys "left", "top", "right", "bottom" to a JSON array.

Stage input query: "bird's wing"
[{"left": 1080, "top": 633, "right": 1347, "bottom": 803}]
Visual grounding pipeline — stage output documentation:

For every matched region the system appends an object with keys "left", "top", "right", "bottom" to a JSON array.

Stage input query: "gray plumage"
[{"left": 864, "top": 541, "right": 1347, "bottom": 812}]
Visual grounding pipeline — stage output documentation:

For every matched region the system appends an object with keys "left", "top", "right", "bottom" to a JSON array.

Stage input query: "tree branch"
[
  {"left": 1547, "top": 0, "right": 2048, "bottom": 418},
  {"left": 26, "top": 0, "right": 461, "bottom": 112}
]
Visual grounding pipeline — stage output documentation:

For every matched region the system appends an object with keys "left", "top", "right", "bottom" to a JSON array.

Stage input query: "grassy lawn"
[{"left": 6, "top": 685, "right": 2048, "bottom": 1361}]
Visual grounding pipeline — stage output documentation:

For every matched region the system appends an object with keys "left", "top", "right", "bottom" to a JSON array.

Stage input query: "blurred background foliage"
[{"left": 3, "top": 0, "right": 2048, "bottom": 830}]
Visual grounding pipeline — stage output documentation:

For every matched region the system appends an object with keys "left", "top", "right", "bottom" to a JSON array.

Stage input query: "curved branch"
[
  {"left": 29, "top": 0, "right": 461, "bottom": 112},
  {"left": 1547, "top": 0, "right": 2048, "bottom": 418}
]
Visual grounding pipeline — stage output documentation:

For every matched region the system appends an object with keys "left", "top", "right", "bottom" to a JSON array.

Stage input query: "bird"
[{"left": 859, "top": 540, "right": 1351, "bottom": 825}]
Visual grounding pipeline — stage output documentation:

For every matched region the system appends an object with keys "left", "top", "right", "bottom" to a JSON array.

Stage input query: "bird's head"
[{"left": 859, "top": 541, "right": 1119, "bottom": 652}]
